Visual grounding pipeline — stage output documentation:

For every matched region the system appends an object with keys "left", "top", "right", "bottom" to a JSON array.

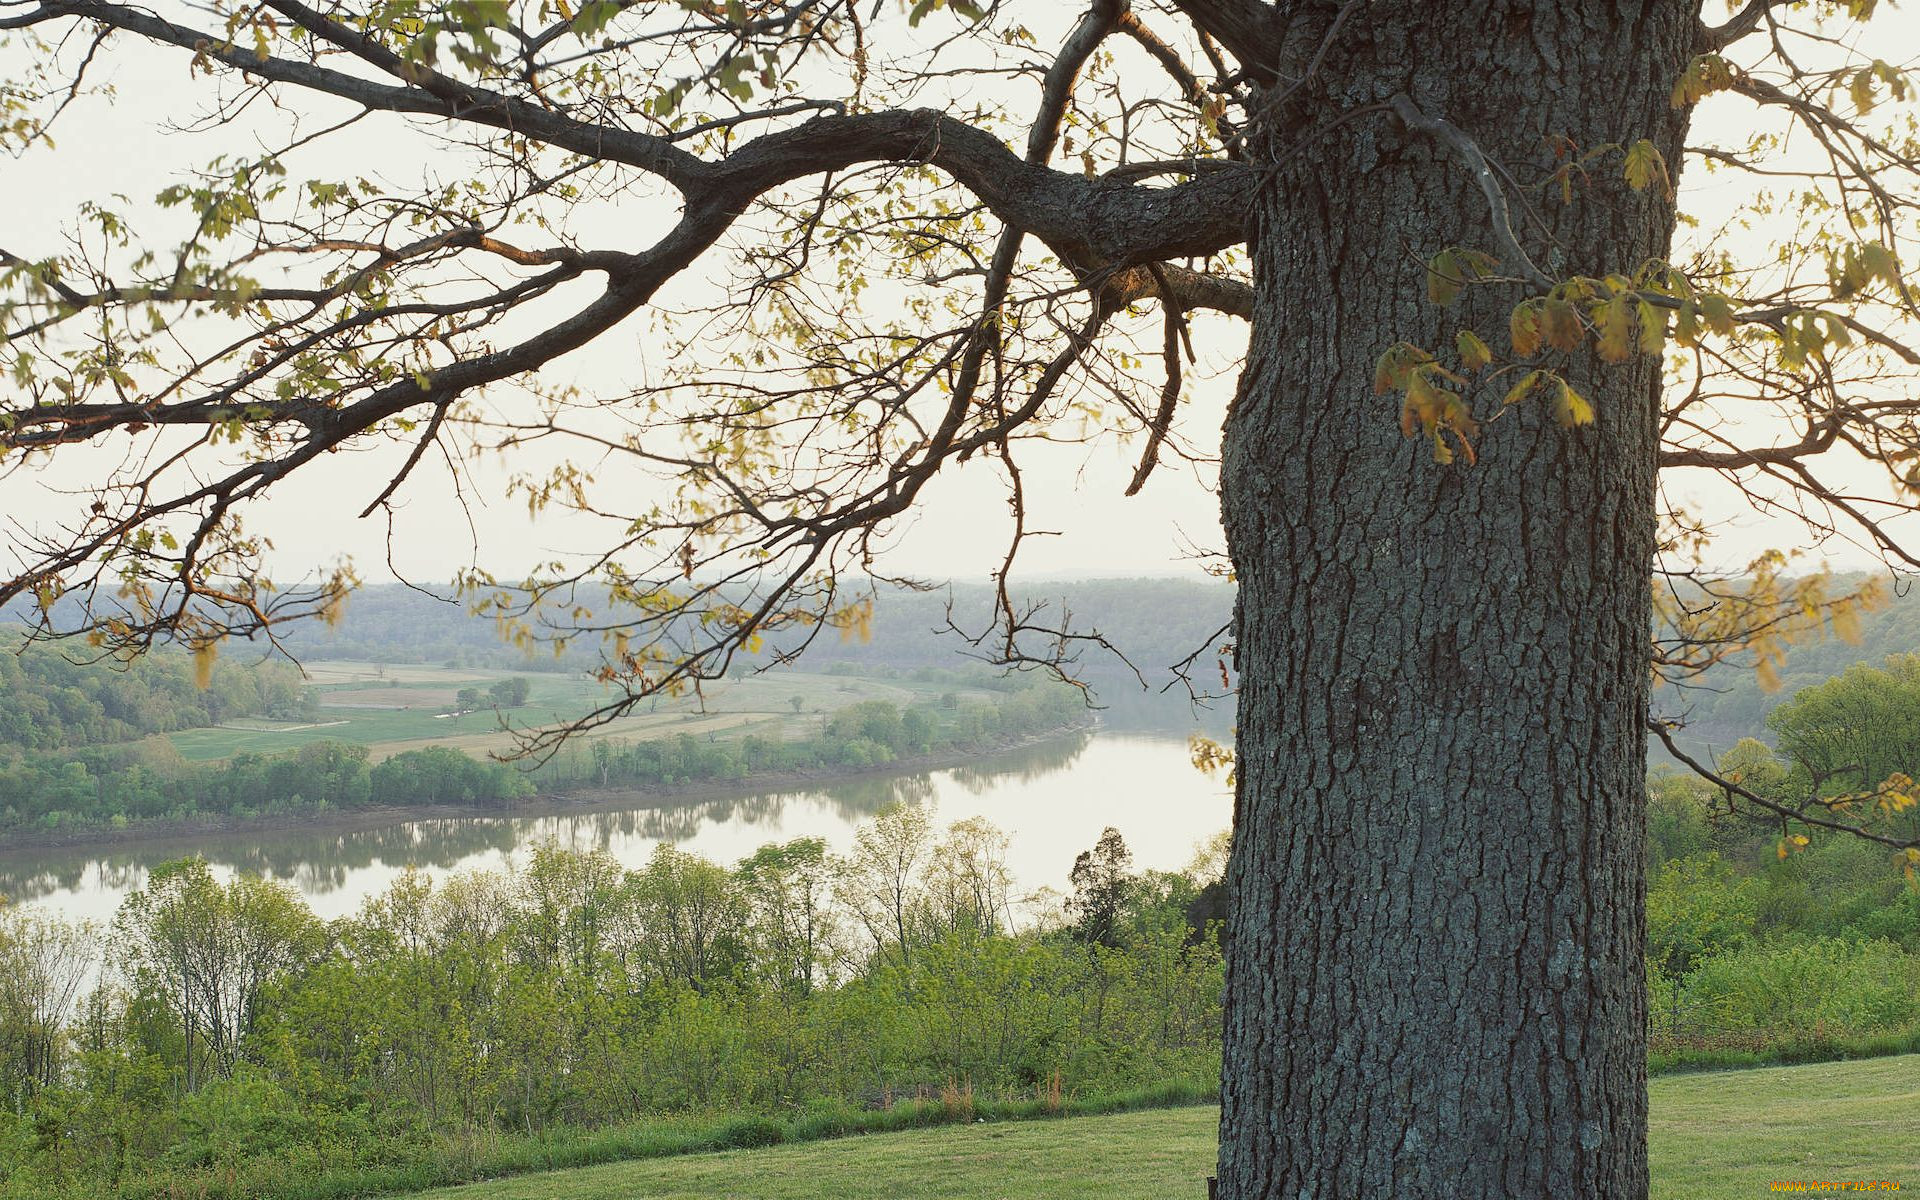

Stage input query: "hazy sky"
[{"left": 4, "top": 7, "right": 1915, "bottom": 593}]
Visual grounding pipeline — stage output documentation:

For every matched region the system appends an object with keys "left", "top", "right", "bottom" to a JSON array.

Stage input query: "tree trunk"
[{"left": 1217, "top": 5, "right": 1695, "bottom": 1196}]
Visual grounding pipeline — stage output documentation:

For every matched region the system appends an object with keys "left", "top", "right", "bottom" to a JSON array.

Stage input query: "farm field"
[
  {"left": 168, "top": 664, "right": 967, "bottom": 764},
  {"left": 412, "top": 1056, "right": 1920, "bottom": 1200}
]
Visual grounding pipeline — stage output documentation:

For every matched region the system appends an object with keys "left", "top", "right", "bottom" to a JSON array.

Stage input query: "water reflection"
[
  {"left": 0, "top": 817, "right": 525, "bottom": 904},
  {"left": 4, "top": 730, "right": 1226, "bottom": 925}
]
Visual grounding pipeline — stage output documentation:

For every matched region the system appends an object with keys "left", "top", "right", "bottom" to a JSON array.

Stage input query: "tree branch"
[
  {"left": 34, "top": 0, "right": 712, "bottom": 191},
  {"left": 1389, "top": 92, "right": 1553, "bottom": 291},
  {"left": 1649, "top": 718, "right": 1920, "bottom": 851},
  {"left": 1168, "top": 0, "right": 1277, "bottom": 79},
  {"left": 1700, "top": 0, "right": 1790, "bottom": 50}
]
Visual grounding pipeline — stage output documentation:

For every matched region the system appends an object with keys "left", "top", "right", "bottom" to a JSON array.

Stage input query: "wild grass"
[
  {"left": 1650, "top": 1024, "right": 1920, "bottom": 1075},
  {"left": 411, "top": 1103, "right": 1219, "bottom": 1200}
]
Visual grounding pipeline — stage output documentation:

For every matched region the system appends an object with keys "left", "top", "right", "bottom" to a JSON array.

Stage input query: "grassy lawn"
[
  {"left": 168, "top": 666, "right": 953, "bottom": 763},
  {"left": 1649, "top": 1055, "right": 1920, "bottom": 1197},
  {"left": 414, "top": 1056, "right": 1920, "bottom": 1200},
  {"left": 418, "top": 1108, "right": 1219, "bottom": 1200}
]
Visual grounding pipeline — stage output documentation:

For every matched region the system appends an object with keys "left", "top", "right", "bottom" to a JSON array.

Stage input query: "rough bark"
[{"left": 1217, "top": 4, "right": 1696, "bottom": 1196}]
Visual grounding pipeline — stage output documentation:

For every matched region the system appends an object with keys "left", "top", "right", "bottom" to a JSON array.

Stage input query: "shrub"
[{"left": 1676, "top": 937, "right": 1920, "bottom": 1038}]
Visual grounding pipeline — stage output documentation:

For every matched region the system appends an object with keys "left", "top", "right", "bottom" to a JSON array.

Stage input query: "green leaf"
[
  {"left": 571, "top": 1, "right": 621, "bottom": 37},
  {"left": 1699, "top": 293, "right": 1737, "bottom": 337},
  {"left": 1427, "top": 249, "right": 1464, "bottom": 307}
]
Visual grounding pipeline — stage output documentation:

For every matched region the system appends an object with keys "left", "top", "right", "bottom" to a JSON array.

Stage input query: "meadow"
[
  {"left": 166, "top": 665, "right": 959, "bottom": 763},
  {"left": 405, "top": 1055, "right": 1920, "bottom": 1200}
]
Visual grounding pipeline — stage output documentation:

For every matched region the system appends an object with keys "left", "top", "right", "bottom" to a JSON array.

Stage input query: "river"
[{"left": 1, "top": 731, "right": 1231, "bottom": 926}]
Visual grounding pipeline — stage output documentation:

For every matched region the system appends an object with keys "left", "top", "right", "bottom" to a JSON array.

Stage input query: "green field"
[
  {"left": 415, "top": 1056, "right": 1920, "bottom": 1200},
  {"left": 168, "top": 665, "right": 966, "bottom": 763}
]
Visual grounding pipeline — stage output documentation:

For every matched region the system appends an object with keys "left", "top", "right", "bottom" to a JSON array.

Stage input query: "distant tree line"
[
  {"left": 536, "top": 686, "right": 1086, "bottom": 792},
  {"left": 0, "top": 740, "right": 533, "bottom": 834},
  {"left": 0, "top": 684, "right": 1086, "bottom": 837},
  {"left": 0, "top": 632, "right": 307, "bottom": 752}
]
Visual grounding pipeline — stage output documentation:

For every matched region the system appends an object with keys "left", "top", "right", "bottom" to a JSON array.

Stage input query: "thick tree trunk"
[{"left": 1217, "top": 4, "right": 1696, "bottom": 1196}]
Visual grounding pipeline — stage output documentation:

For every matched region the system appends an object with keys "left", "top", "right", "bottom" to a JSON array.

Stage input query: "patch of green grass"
[
  {"left": 399, "top": 1057, "right": 1920, "bottom": 1200},
  {"left": 415, "top": 1107, "right": 1219, "bottom": 1200},
  {"left": 168, "top": 709, "right": 494, "bottom": 761},
  {"left": 166, "top": 668, "right": 942, "bottom": 763},
  {"left": 1650, "top": 1054, "right": 1920, "bottom": 1199}
]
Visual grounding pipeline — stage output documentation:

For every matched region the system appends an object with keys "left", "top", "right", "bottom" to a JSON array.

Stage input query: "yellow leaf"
[
  {"left": 1200, "top": 95, "right": 1227, "bottom": 138},
  {"left": 1832, "top": 597, "right": 1864, "bottom": 644},
  {"left": 1456, "top": 330, "right": 1492, "bottom": 371},
  {"left": 1672, "top": 54, "right": 1736, "bottom": 108},
  {"left": 1510, "top": 300, "right": 1545, "bottom": 357},
  {"left": 1673, "top": 302, "right": 1701, "bottom": 347},
  {"left": 1401, "top": 372, "right": 1444, "bottom": 437},
  {"left": 1503, "top": 369, "right": 1544, "bottom": 407},
  {"left": 1637, "top": 300, "right": 1667, "bottom": 355},
  {"left": 1849, "top": 68, "right": 1876, "bottom": 115},
  {"left": 1622, "top": 139, "right": 1672, "bottom": 197},
  {"left": 1699, "top": 293, "right": 1737, "bottom": 337},
  {"left": 1373, "top": 342, "right": 1421, "bottom": 395},
  {"left": 1552, "top": 377, "right": 1594, "bottom": 428},
  {"left": 1594, "top": 295, "right": 1636, "bottom": 363},
  {"left": 192, "top": 641, "right": 219, "bottom": 690}
]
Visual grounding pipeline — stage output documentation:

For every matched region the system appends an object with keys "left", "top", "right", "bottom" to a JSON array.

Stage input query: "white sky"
[{"left": 3, "top": 6, "right": 1917, "bottom": 590}]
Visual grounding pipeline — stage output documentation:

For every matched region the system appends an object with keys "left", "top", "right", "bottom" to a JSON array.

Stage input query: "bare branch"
[{"left": 1389, "top": 92, "right": 1553, "bottom": 292}]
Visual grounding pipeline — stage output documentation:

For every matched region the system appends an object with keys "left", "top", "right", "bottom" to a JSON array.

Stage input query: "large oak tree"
[{"left": 5, "top": 1, "right": 1920, "bottom": 1194}]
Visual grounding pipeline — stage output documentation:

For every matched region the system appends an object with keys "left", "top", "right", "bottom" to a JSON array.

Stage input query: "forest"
[
  {"left": 0, "top": 818, "right": 1225, "bottom": 1200},
  {"left": 0, "top": 636, "right": 307, "bottom": 753}
]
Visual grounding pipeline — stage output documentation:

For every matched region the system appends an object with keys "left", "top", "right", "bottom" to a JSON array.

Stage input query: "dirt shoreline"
[{"left": 0, "top": 722, "right": 1096, "bottom": 858}]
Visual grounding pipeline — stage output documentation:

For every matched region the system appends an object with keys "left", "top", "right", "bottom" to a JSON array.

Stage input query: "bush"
[
  {"left": 1647, "top": 854, "right": 1759, "bottom": 977},
  {"left": 1675, "top": 937, "right": 1920, "bottom": 1038}
]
